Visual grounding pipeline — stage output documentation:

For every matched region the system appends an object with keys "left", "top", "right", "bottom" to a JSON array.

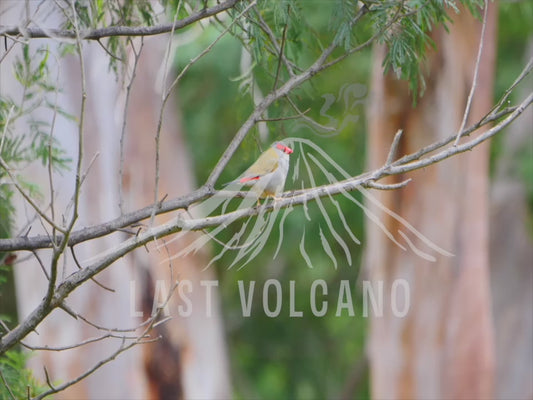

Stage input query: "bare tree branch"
[
  {"left": 0, "top": 0, "right": 241, "bottom": 40},
  {"left": 21, "top": 332, "right": 141, "bottom": 352},
  {"left": 33, "top": 335, "right": 159, "bottom": 400},
  {"left": 4, "top": 91, "right": 526, "bottom": 355},
  {"left": 0, "top": 96, "right": 521, "bottom": 255},
  {"left": 388, "top": 93, "right": 532, "bottom": 174},
  {"left": 0, "top": 187, "right": 210, "bottom": 252},
  {"left": 31, "top": 274, "right": 179, "bottom": 399}
]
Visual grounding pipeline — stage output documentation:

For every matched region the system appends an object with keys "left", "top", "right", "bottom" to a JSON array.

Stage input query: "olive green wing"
[{"left": 240, "top": 147, "right": 279, "bottom": 183}]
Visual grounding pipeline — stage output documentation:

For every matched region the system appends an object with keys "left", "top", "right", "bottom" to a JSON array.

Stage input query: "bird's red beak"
[{"left": 276, "top": 143, "right": 293, "bottom": 154}]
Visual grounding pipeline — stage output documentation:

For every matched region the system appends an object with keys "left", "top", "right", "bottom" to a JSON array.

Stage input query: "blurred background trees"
[
  {"left": 0, "top": 0, "right": 532, "bottom": 399},
  {"left": 366, "top": 3, "right": 497, "bottom": 398}
]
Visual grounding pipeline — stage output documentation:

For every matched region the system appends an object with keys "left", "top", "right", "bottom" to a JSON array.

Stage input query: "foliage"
[
  {"left": 0, "top": 351, "right": 47, "bottom": 398},
  {"left": 226, "top": 0, "right": 486, "bottom": 101},
  {"left": 1, "top": 44, "right": 71, "bottom": 204},
  {"left": 372, "top": 0, "right": 483, "bottom": 97}
]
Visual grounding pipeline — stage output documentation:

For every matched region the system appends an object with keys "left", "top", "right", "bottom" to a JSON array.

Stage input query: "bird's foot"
[{"left": 270, "top": 195, "right": 284, "bottom": 209}]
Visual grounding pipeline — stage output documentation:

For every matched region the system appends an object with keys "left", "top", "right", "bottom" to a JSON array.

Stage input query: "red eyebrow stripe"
[
  {"left": 276, "top": 143, "right": 293, "bottom": 153},
  {"left": 240, "top": 176, "right": 260, "bottom": 183}
]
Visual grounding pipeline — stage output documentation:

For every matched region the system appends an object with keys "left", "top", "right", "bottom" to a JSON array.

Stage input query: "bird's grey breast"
[{"left": 277, "top": 152, "right": 290, "bottom": 175}]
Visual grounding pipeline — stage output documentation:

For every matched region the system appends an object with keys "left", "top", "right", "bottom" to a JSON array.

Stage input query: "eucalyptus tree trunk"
[
  {"left": 122, "top": 38, "right": 231, "bottom": 400},
  {"left": 365, "top": 4, "right": 497, "bottom": 399}
]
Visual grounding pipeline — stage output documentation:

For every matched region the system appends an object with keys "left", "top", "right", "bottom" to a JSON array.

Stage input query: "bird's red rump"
[{"left": 240, "top": 176, "right": 260, "bottom": 183}]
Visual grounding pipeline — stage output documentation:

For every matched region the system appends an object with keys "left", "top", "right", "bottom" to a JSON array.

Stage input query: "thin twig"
[
  {"left": 285, "top": 96, "right": 337, "bottom": 133},
  {"left": 364, "top": 179, "right": 412, "bottom": 190},
  {"left": 21, "top": 332, "right": 142, "bottom": 352},
  {"left": 63, "top": 152, "right": 99, "bottom": 223},
  {"left": 0, "top": 35, "right": 19, "bottom": 65},
  {"left": 31, "top": 250, "right": 50, "bottom": 280},
  {"left": 386, "top": 129, "right": 404, "bottom": 165},
  {"left": 454, "top": 0, "right": 489, "bottom": 145},
  {"left": 253, "top": 6, "right": 297, "bottom": 76},
  {"left": 485, "top": 56, "right": 532, "bottom": 120},
  {"left": 151, "top": 3, "right": 184, "bottom": 226},
  {"left": 0, "top": 105, "right": 14, "bottom": 154},
  {"left": 58, "top": 302, "right": 78, "bottom": 320},
  {"left": 321, "top": 3, "right": 400, "bottom": 71},
  {"left": 77, "top": 311, "right": 154, "bottom": 333},
  {"left": 0, "top": 0, "right": 47, "bottom": 65},
  {"left": 272, "top": 8, "right": 290, "bottom": 90},
  {"left": 70, "top": 246, "right": 115, "bottom": 293},
  {"left": 118, "top": 37, "right": 144, "bottom": 214},
  {"left": 33, "top": 306, "right": 168, "bottom": 400},
  {"left": 34, "top": 338, "right": 137, "bottom": 399},
  {"left": 43, "top": 366, "right": 56, "bottom": 391},
  {"left": 47, "top": 50, "right": 63, "bottom": 242},
  {"left": 0, "top": 319, "right": 11, "bottom": 333},
  {"left": 388, "top": 93, "right": 533, "bottom": 174},
  {"left": 0, "top": 369, "right": 16, "bottom": 400},
  {"left": 96, "top": 38, "right": 124, "bottom": 62},
  {"left": 0, "top": 156, "right": 66, "bottom": 233},
  {"left": 257, "top": 109, "right": 311, "bottom": 122}
]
